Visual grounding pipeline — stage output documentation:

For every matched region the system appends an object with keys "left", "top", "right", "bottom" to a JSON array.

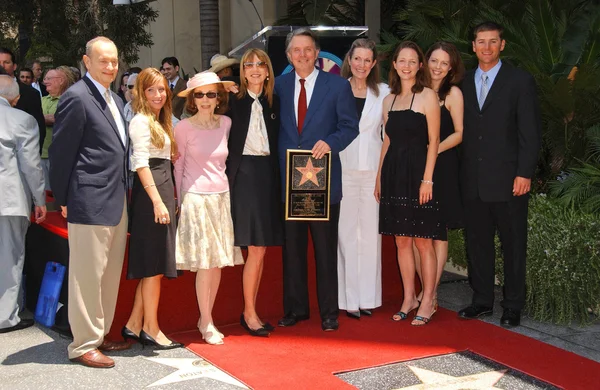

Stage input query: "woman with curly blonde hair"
[{"left": 122, "top": 67, "right": 182, "bottom": 349}]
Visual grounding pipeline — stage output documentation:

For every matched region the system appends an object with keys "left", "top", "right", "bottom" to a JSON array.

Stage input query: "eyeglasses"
[
  {"left": 243, "top": 61, "right": 268, "bottom": 69},
  {"left": 193, "top": 91, "right": 218, "bottom": 99}
]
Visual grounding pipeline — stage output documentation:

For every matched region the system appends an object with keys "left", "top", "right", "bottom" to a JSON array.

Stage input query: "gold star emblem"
[
  {"left": 295, "top": 158, "right": 323, "bottom": 186},
  {"left": 397, "top": 366, "right": 507, "bottom": 389}
]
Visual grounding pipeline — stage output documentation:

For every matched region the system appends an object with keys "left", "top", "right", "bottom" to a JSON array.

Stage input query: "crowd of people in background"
[{"left": 0, "top": 20, "right": 540, "bottom": 370}]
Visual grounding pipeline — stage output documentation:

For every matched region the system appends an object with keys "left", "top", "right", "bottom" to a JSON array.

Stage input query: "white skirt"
[{"left": 176, "top": 191, "right": 243, "bottom": 271}]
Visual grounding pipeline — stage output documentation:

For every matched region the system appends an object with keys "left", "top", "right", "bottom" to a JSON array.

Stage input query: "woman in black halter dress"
[
  {"left": 414, "top": 42, "right": 465, "bottom": 305},
  {"left": 375, "top": 42, "right": 441, "bottom": 325}
]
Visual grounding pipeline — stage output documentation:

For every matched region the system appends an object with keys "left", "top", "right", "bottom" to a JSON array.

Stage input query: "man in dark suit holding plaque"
[
  {"left": 275, "top": 28, "right": 359, "bottom": 331},
  {"left": 50, "top": 36, "right": 131, "bottom": 368},
  {"left": 458, "top": 22, "right": 541, "bottom": 328}
]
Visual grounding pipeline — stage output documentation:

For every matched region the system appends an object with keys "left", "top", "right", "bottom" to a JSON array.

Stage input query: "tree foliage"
[
  {"left": 0, "top": 0, "right": 158, "bottom": 66},
  {"left": 383, "top": 0, "right": 600, "bottom": 188}
]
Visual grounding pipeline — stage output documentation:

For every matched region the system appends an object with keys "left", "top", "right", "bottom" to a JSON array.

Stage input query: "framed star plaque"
[{"left": 285, "top": 149, "right": 331, "bottom": 221}]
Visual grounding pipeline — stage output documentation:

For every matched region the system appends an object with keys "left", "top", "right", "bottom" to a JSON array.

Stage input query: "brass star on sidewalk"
[
  {"left": 295, "top": 158, "right": 323, "bottom": 186},
  {"left": 145, "top": 357, "right": 247, "bottom": 388},
  {"left": 397, "top": 365, "right": 507, "bottom": 389}
]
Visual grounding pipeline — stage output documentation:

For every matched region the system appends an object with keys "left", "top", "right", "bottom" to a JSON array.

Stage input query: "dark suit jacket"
[
  {"left": 37, "top": 82, "right": 48, "bottom": 97},
  {"left": 16, "top": 81, "right": 45, "bottom": 153},
  {"left": 171, "top": 78, "right": 187, "bottom": 119},
  {"left": 461, "top": 62, "right": 541, "bottom": 202},
  {"left": 225, "top": 92, "right": 280, "bottom": 188},
  {"left": 275, "top": 69, "right": 359, "bottom": 204},
  {"left": 49, "top": 76, "right": 129, "bottom": 226}
]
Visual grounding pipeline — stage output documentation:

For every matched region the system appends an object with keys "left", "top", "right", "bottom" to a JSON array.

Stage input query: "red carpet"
[
  {"left": 33, "top": 215, "right": 599, "bottom": 388},
  {"left": 176, "top": 306, "right": 598, "bottom": 389}
]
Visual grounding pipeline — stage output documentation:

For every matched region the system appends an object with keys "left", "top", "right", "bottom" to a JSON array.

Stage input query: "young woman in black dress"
[
  {"left": 415, "top": 42, "right": 465, "bottom": 308},
  {"left": 122, "top": 68, "right": 182, "bottom": 349},
  {"left": 226, "top": 48, "right": 282, "bottom": 336},
  {"left": 375, "top": 42, "right": 441, "bottom": 325}
]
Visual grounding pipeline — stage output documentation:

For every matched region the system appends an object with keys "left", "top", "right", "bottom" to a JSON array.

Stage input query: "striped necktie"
[{"left": 478, "top": 73, "right": 489, "bottom": 109}]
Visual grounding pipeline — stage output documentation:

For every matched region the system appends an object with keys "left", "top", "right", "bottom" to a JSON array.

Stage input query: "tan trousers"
[{"left": 67, "top": 198, "right": 128, "bottom": 359}]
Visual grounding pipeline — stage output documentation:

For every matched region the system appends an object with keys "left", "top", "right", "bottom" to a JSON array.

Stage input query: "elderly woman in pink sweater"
[{"left": 174, "top": 73, "right": 243, "bottom": 345}]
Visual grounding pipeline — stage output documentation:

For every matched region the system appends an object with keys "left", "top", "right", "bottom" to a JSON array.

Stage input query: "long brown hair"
[
  {"left": 388, "top": 41, "right": 430, "bottom": 95},
  {"left": 425, "top": 42, "right": 465, "bottom": 101},
  {"left": 132, "top": 68, "right": 177, "bottom": 156},
  {"left": 341, "top": 38, "right": 381, "bottom": 97},
  {"left": 237, "top": 48, "right": 275, "bottom": 107}
]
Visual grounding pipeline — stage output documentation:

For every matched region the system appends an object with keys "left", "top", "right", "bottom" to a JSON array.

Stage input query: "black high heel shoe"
[
  {"left": 139, "top": 330, "right": 184, "bottom": 350},
  {"left": 346, "top": 311, "right": 361, "bottom": 320},
  {"left": 240, "top": 314, "right": 269, "bottom": 337},
  {"left": 121, "top": 326, "right": 140, "bottom": 343}
]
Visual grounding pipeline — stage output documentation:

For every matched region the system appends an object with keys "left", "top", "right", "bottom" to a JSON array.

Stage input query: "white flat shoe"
[
  {"left": 199, "top": 324, "right": 224, "bottom": 345},
  {"left": 198, "top": 319, "right": 224, "bottom": 339}
]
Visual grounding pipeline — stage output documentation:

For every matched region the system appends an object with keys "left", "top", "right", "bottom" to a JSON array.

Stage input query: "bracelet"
[
  {"left": 421, "top": 180, "right": 434, "bottom": 185},
  {"left": 143, "top": 184, "right": 156, "bottom": 189}
]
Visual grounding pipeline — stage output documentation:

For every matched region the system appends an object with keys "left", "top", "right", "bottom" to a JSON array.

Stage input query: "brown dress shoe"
[
  {"left": 70, "top": 349, "right": 115, "bottom": 368},
  {"left": 98, "top": 340, "right": 131, "bottom": 352}
]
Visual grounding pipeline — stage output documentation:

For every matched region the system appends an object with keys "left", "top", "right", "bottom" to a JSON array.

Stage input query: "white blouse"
[
  {"left": 129, "top": 114, "right": 171, "bottom": 171},
  {"left": 242, "top": 90, "right": 270, "bottom": 156}
]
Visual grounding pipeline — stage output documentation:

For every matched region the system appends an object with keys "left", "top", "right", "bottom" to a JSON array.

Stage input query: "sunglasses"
[
  {"left": 127, "top": 85, "right": 134, "bottom": 89},
  {"left": 243, "top": 61, "right": 268, "bottom": 69},
  {"left": 193, "top": 91, "right": 218, "bottom": 99}
]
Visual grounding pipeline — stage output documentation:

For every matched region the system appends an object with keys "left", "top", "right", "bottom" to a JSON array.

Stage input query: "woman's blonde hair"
[
  {"left": 132, "top": 68, "right": 177, "bottom": 156},
  {"left": 237, "top": 48, "right": 275, "bottom": 107}
]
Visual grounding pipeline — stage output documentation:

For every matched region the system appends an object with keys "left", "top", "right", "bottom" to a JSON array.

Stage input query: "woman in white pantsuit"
[{"left": 338, "top": 39, "right": 390, "bottom": 319}]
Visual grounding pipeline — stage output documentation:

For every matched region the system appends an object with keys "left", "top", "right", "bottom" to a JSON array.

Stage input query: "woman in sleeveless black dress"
[
  {"left": 375, "top": 42, "right": 441, "bottom": 325},
  {"left": 414, "top": 42, "right": 465, "bottom": 305}
]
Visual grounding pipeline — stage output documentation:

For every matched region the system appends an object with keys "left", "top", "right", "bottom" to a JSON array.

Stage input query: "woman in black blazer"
[{"left": 226, "top": 48, "right": 282, "bottom": 337}]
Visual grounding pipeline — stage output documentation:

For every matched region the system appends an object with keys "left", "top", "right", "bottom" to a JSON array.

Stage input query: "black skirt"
[
  {"left": 230, "top": 155, "right": 283, "bottom": 247},
  {"left": 128, "top": 158, "right": 177, "bottom": 279}
]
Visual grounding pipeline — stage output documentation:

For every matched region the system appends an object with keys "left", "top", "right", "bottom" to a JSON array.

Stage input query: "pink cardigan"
[{"left": 173, "top": 116, "right": 231, "bottom": 201}]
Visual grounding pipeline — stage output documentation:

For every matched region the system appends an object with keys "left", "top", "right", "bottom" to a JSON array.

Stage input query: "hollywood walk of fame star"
[
  {"left": 145, "top": 357, "right": 247, "bottom": 388},
  {"left": 296, "top": 158, "right": 324, "bottom": 186},
  {"left": 397, "top": 365, "right": 507, "bottom": 390}
]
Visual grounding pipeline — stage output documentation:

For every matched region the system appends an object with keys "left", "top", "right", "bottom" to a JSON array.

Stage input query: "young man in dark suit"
[
  {"left": 0, "top": 48, "right": 46, "bottom": 153},
  {"left": 275, "top": 28, "right": 359, "bottom": 332},
  {"left": 161, "top": 56, "right": 186, "bottom": 119},
  {"left": 50, "top": 36, "right": 131, "bottom": 368},
  {"left": 458, "top": 22, "right": 541, "bottom": 327}
]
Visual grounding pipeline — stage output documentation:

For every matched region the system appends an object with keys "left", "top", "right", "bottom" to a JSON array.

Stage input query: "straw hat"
[
  {"left": 207, "top": 54, "right": 240, "bottom": 73},
  {"left": 177, "top": 72, "right": 235, "bottom": 98}
]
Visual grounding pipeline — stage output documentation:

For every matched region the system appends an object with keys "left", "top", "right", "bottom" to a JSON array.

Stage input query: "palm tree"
[{"left": 199, "top": 0, "right": 219, "bottom": 70}]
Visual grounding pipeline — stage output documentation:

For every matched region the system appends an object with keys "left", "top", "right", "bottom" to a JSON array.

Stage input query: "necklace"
[
  {"left": 351, "top": 79, "right": 367, "bottom": 90},
  {"left": 190, "top": 115, "right": 219, "bottom": 129}
]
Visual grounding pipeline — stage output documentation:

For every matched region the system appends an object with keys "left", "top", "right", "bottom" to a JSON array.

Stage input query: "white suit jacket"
[
  {"left": 0, "top": 97, "right": 45, "bottom": 217},
  {"left": 340, "top": 82, "right": 390, "bottom": 172}
]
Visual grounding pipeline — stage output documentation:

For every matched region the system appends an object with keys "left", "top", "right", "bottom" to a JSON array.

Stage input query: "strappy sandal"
[
  {"left": 392, "top": 304, "right": 419, "bottom": 321},
  {"left": 411, "top": 315, "right": 431, "bottom": 326}
]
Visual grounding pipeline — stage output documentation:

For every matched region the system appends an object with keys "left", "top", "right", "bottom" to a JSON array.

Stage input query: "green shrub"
[
  {"left": 447, "top": 194, "right": 600, "bottom": 324},
  {"left": 526, "top": 194, "right": 600, "bottom": 324}
]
